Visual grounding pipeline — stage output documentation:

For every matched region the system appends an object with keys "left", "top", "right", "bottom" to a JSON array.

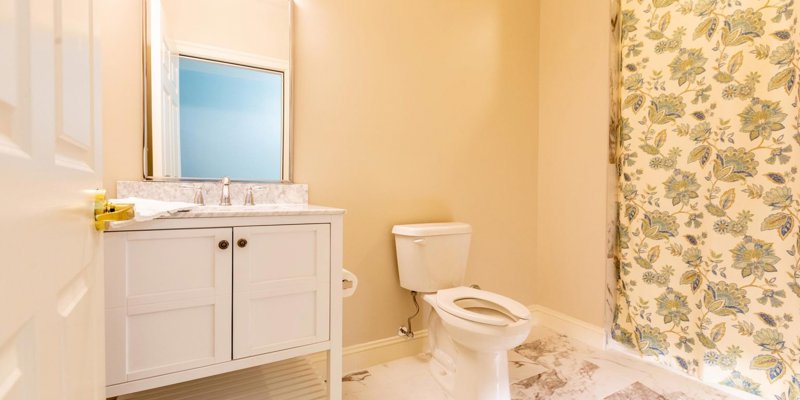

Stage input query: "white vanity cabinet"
[{"left": 104, "top": 211, "right": 343, "bottom": 398}]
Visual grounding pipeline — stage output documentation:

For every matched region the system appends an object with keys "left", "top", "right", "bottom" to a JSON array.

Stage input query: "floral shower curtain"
[{"left": 612, "top": 0, "right": 800, "bottom": 398}]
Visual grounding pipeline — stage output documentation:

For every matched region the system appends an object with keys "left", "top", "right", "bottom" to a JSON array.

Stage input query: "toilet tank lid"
[{"left": 392, "top": 222, "right": 472, "bottom": 237}]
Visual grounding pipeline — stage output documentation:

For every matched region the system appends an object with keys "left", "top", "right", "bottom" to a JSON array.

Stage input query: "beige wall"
[
  {"left": 292, "top": 0, "right": 539, "bottom": 346},
  {"left": 535, "top": 0, "right": 610, "bottom": 327},
  {"left": 163, "top": 0, "right": 290, "bottom": 61},
  {"left": 101, "top": 0, "right": 539, "bottom": 346},
  {"left": 99, "top": 1, "right": 145, "bottom": 194}
]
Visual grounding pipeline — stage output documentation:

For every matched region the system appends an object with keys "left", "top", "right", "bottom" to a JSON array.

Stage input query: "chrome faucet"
[{"left": 219, "top": 176, "right": 232, "bottom": 206}]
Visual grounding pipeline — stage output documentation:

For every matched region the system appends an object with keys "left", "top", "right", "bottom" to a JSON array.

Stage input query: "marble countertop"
[
  {"left": 105, "top": 203, "right": 344, "bottom": 231},
  {"left": 162, "top": 204, "right": 345, "bottom": 218}
]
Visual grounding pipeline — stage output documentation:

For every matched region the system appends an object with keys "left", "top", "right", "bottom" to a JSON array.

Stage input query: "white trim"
[
  {"left": 148, "top": 0, "right": 164, "bottom": 176},
  {"left": 308, "top": 330, "right": 429, "bottom": 377},
  {"left": 173, "top": 40, "right": 289, "bottom": 72},
  {"left": 528, "top": 304, "right": 606, "bottom": 349}
]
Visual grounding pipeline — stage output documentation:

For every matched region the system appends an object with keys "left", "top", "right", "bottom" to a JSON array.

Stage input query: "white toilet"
[{"left": 392, "top": 222, "right": 532, "bottom": 400}]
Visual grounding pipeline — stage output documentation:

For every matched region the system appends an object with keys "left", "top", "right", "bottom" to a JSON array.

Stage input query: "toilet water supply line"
[
  {"left": 398, "top": 284, "right": 481, "bottom": 338},
  {"left": 398, "top": 291, "right": 420, "bottom": 338}
]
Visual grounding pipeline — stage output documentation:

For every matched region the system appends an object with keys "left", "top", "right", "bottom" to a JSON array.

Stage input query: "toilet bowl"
[
  {"left": 392, "top": 223, "right": 532, "bottom": 400},
  {"left": 434, "top": 286, "right": 531, "bottom": 351},
  {"left": 423, "top": 287, "right": 532, "bottom": 400}
]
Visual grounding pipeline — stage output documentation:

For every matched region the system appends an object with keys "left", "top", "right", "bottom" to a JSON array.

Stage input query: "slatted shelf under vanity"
[{"left": 116, "top": 358, "right": 327, "bottom": 400}]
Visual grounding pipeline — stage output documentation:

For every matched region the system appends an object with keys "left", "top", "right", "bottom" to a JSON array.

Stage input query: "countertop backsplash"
[{"left": 116, "top": 180, "right": 308, "bottom": 205}]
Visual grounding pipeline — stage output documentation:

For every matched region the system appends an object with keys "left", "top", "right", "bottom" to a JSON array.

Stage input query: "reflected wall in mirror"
[{"left": 144, "top": 0, "right": 292, "bottom": 182}]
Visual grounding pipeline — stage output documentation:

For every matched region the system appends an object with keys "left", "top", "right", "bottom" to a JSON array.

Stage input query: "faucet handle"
[
  {"left": 179, "top": 185, "right": 205, "bottom": 205},
  {"left": 192, "top": 188, "right": 205, "bottom": 205},
  {"left": 243, "top": 186, "right": 267, "bottom": 206},
  {"left": 244, "top": 187, "right": 255, "bottom": 206}
]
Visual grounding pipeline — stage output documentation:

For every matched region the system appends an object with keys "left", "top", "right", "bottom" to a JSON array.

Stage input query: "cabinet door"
[
  {"left": 233, "top": 224, "right": 331, "bottom": 359},
  {"left": 105, "top": 228, "right": 233, "bottom": 383}
]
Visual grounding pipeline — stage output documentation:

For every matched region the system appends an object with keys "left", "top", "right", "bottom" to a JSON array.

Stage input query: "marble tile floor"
[{"left": 342, "top": 327, "right": 746, "bottom": 400}]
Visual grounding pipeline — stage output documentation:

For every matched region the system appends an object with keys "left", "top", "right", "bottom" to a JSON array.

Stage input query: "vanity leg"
[
  {"left": 328, "top": 215, "right": 344, "bottom": 399},
  {"left": 327, "top": 347, "right": 342, "bottom": 399}
]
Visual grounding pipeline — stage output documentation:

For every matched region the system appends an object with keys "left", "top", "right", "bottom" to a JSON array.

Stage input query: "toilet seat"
[{"left": 436, "top": 286, "right": 530, "bottom": 326}]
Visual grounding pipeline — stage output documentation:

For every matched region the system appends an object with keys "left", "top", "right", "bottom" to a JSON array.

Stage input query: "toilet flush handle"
[{"left": 413, "top": 238, "right": 426, "bottom": 246}]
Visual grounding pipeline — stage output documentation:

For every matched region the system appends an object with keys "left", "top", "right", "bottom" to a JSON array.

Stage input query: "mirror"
[{"left": 144, "top": 0, "right": 292, "bottom": 182}]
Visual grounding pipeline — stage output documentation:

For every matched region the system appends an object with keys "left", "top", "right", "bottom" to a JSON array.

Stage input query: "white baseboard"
[
  {"left": 308, "top": 330, "right": 429, "bottom": 377},
  {"left": 528, "top": 304, "right": 606, "bottom": 349}
]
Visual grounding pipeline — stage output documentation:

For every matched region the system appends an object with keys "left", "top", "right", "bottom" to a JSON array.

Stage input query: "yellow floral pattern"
[{"left": 613, "top": 0, "right": 800, "bottom": 398}]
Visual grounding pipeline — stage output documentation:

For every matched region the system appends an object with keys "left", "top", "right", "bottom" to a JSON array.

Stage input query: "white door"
[
  {"left": 104, "top": 228, "right": 233, "bottom": 384},
  {"left": 0, "top": 1, "right": 103, "bottom": 399},
  {"left": 233, "top": 225, "right": 330, "bottom": 359}
]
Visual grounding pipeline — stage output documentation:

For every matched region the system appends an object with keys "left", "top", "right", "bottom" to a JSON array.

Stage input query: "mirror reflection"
[{"left": 144, "top": 0, "right": 292, "bottom": 182}]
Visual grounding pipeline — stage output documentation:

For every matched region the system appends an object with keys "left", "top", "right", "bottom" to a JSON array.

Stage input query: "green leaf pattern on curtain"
[{"left": 613, "top": 0, "right": 800, "bottom": 398}]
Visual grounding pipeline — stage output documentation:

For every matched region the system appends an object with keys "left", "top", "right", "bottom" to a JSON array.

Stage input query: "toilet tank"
[{"left": 392, "top": 222, "right": 472, "bottom": 293}]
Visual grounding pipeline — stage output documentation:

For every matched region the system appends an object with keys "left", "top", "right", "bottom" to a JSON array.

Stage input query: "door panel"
[
  {"left": 126, "top": 304, "right": 217, "bottom": 379},
  {"left": 104, "top": 229, "right": 233, "bottom": 383},
  {"left": 233, "top": 224, "right": 330, "bottom": 359},
  {"left": 248, "top": 291, "right": 317, "bottom": 348},
  {"left": 55, "top": 0, "right": 97, "bottom": 170},
  {"left": 0, "top": 0, "right": 103, "bottom": 399},
  {"left": 126, "top": 234, "right": 217, "bottom": 297},
  {"left": 0, "top": 322, "right": 35, "bottom": 400},
  {"left": 57, "top": 270, "right": 96, "bottom": 399},
  {"left": 0, "top": 0, "right": 31, "bottom": 156}
]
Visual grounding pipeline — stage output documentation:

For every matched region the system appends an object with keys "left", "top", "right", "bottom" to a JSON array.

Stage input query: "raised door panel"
[
  {"left": 104, "top": 228, "right": 232, "bottom": 383},
  {"left": 0, "top": 0, "right": 31, "bottom": 157},
  {"left": 233, "top": 224, "right": 330, "bottom": 359}
]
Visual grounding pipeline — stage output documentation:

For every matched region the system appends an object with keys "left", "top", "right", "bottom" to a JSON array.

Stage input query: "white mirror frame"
[{"left": 142, "top": 0, "right": 293, "bottom": 182}]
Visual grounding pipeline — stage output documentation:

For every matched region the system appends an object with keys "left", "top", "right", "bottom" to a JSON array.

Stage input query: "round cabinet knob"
[
  {"left": 218, "top": 240, "right": 230, "bottom": 250},
  {"left": 237, "top": 238, "right": 248, "bottom": 248}
]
